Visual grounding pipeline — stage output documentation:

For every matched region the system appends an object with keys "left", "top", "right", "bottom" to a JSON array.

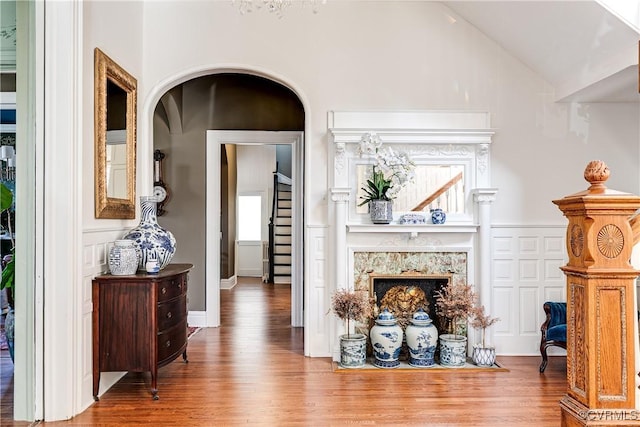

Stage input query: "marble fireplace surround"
[
  {"left": 354, "top": 251, "right": 465, "bottom": 334},
  {"left": 329, "top": 111, "right": 498, "bottom": 358}
]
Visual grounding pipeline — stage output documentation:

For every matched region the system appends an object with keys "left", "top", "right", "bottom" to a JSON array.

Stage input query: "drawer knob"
[
  {"left": 161, "top": 287, "right": 167, "bottom": 295},
  {"left": 166, "top": 312, "right": 172, "bottom": 319},
  {"left": 165, "top": 340, "right": 171, "bottom": 348}
]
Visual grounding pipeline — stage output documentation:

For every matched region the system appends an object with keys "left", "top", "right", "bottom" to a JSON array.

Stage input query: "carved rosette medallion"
[
  {"left": 569, "top": 224, "right": 583, "bottom": 258},
  {"left": 596, "top": 224, "right": 624, "bottom": 259}
]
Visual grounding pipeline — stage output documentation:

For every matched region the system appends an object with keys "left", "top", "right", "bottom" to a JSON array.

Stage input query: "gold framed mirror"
[{"left": 94, "top": 48, "right": 137, "bottom": 219}]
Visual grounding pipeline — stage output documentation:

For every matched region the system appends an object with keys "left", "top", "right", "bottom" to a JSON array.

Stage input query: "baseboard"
[
  {"left": 221, "top": 275, "right": 237, "bottom": 290},
  {"left": 187, "top": 311, "right": 207, "bottom": 327},
  {"left": 237, "top": 269, "right": 262, "bottom": 277}
]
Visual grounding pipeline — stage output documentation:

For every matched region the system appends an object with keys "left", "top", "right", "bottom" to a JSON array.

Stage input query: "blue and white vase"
[
  {"left": 108, "top": 239, "right": 139, "bottom": 276},
  {"left": 472, "top": 345, "right": 496, "bottom": 366},
  {"left": 439, "top": 334, "right": 468, "bottom": 367},
  {"left": 123, "top": 196, "right": 176, "bottom": 271},
  {"left": 405, "top": 308, "right": 438, "bottom": 367},
  {"left": 370, "top": 200, "right": 393, "bottom": 224},
  {"left": 339, "top": 333, "right": 367, "bottom": 368},
  {"left": 370, "top": 309, "right": 403, "bottom": 368},
  {"left": 431, "top": 208, "right": 446, "bottom": 224}
]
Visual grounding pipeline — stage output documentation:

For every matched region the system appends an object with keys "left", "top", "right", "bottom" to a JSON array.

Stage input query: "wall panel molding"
[{"left": 491, "top": 225, "right": 566, "bottom": 355}]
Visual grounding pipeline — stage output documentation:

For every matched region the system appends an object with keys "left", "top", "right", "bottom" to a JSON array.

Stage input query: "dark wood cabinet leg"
[
  {"left": 151, "top": 370, "right": 159, "bottom": 400},
  {"left": 93, "top": 371, "right": 100, "bottom": 401}
]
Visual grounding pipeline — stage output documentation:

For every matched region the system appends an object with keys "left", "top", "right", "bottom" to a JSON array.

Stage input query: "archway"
[{"left": 142, "top": 66, "right": 309, "bottom": 342}]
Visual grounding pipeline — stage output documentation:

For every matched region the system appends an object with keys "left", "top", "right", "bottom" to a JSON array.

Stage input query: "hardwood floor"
[{"left": 2, "top": 277, "right": 567, "bottom": 426}]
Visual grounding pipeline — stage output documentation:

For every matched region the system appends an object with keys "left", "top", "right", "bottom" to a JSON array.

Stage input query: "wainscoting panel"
[
  {"left": 518, "top": 287, "right": 541, "bottom": 334},
  {"left": 81, "top": 228, "right": 131, "bottom": 407},
  {"left": 306, "top": 226, "right": 329, "bottom": 357},
  {"left": 491, "top": 226, "right": 567, "bottom": 355}
]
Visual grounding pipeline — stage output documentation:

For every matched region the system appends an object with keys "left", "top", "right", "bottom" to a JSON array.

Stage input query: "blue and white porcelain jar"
[
  {"left": 123, "top": 196, "right": 176, "bottom": 271},
  {"left": 431, "top": 208, "right": 446, "bottom": 224},
  {"left": 369, "top": 309, "right": 403, "bottom": 368},
  {"left": 405, "top": 308, "right": 438, "bottom": 367},
  {"left": 108, "top": 239, "right": 139, "bottom": 276}
]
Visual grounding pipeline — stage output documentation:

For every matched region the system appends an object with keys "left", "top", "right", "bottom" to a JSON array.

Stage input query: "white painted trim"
[
  {"left": 220, "top": 275, "right": 237, "bottom": 290},
  {"left": 328, "top": 110, "right": 492, "bottom": 130},
  {"left": 41, "top": 0, "right": 83, "bottom": 421},
  {"left": 304, "top": 226, "right": 330, "bottom": 357},
  {"left": 205, "top": 135, "right": 221, "bottom": 327},
  {"left": 207, "top": 131, "right": 304, "bottom": 328},
  {"left": 13, "top": 0, "right": 44, "bottom": 421},
  {"left": 347, "top": 224, "right": 479, "bottom": 234},
  {"left": 187, "top": 310, "right": 207, "bottom": 327}
]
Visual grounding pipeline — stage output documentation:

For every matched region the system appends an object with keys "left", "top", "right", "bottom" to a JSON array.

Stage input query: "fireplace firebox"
[{"left": 370, "top": 274, "right": 450, "bottom": 335}]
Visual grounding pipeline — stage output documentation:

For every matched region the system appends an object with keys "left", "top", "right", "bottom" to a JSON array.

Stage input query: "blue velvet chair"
[{"left": 539, "top": 301, "right": 566, "bottom": 373}]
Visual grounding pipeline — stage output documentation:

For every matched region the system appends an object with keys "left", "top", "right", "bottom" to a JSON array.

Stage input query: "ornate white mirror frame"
[{"left": 328, "top": 110, "right": 495, "bottom": 225}]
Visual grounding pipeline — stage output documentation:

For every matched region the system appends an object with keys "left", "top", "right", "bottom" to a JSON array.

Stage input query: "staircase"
[{"left": 270, "top": 182, "right": 292, "bottom": 284}]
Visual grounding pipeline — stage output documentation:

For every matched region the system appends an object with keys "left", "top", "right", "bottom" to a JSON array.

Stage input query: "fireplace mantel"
[
  {"left": 328, "top": 111, "right": 498, "bottom": 360},
  {"left": 347, "top": 224, "right": 479, "bottom": 235}
]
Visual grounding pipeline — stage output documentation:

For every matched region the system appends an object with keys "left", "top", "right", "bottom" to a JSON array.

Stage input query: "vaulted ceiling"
[{"left": 442, "top": 1, "right": 639, "bottom": 102}]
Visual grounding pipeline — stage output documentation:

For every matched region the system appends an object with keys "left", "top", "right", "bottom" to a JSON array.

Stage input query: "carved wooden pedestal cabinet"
[{"left": 92, "top": 263, "right": 193, "bottom": 400}]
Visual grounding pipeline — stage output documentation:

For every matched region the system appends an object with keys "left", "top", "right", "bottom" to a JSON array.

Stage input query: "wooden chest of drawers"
[{"left": 92, "top": 263, "right": 193, "bottom": 400}]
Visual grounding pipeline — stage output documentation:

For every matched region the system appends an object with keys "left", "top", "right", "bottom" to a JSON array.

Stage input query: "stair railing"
[
  {"left": 268, "top": 171, "right": 279, "bottom": 283},
  {"left": 411, "top": 171, "right": 463, "bottom": 212}
]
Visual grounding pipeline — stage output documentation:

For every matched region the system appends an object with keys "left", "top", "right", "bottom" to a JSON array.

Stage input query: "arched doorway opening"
[{"left": 147, "top": 70, "right": 308, "bottom": 343}]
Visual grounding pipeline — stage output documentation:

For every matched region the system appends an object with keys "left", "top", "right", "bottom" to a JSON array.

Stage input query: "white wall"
[
  {"left": 492, "top": 102, "right": 640, "bottom": 224},
  {"left": 83, "top": 1, "right": 144, "bottom": 230},
  {"left": 80, "top": 0, "right": 144, "bottom": 414}
]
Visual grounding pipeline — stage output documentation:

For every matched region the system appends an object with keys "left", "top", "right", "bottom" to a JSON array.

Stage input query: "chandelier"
[{"left": 232, "top": 0, "right": 326, "bottom": 17}]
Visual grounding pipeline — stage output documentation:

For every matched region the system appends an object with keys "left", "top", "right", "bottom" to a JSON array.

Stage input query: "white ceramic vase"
[
  {"left": 370, "top": 309, "right": 403, "bottom": 368},
  {"left": 405, "top": 309, "right": 438, "bottom": 367},
  {"left": 472, "top": 345, "right": 496, "bottom": 366}
]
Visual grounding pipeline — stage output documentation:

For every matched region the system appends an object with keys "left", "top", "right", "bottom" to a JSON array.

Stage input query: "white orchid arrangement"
[{"left": 358, "top": 133, "right": 415, "bottom": 206}]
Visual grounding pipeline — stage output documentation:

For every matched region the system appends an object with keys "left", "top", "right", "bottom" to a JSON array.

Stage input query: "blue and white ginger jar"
[
  {"left": 108, "top": 239, "right": 139, "bottom": 275},
  {"left": 405, "top": 308, "right": 438, "bottom": 367},
  {"left": 123, "top": 196, "right": 176, "bottom": 271},
  {"left": 370, "top": 308, "right": 403, "bottom": 368},
  {"left": 431, "top": 208, "right": 446, "bottom": 224}
]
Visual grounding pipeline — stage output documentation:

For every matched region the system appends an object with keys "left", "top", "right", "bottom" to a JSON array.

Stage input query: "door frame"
[{"left": 205, "top": 130, "right": 304, "bottom": 327}]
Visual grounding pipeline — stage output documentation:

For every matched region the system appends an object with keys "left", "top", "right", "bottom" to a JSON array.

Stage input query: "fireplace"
[
  {"left": 370, "top": 274, "right": 450, "bottom": 335},
  {"left": 327, "top": 110, "right": 497, "bottom": 360}
]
